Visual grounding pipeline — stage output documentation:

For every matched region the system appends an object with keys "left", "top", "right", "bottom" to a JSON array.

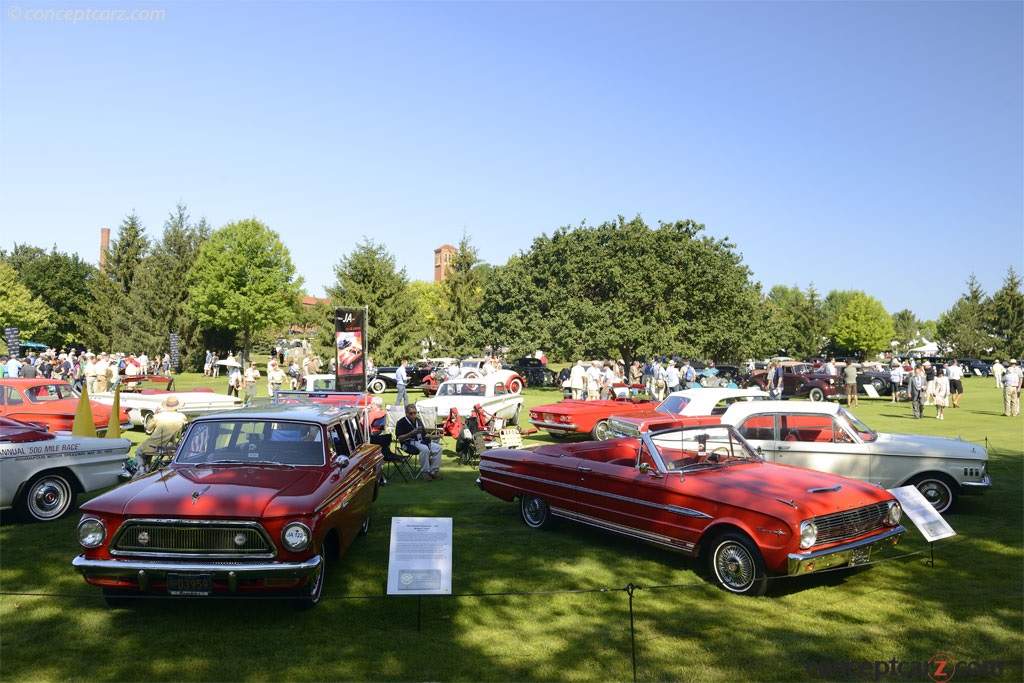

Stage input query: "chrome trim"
[
  {"left": 776, "top": 498, "right": 797, "bottom": 509},
  {"left": 807, "top": 485, "right": 842, "bottom": 493},
  {"left": 787, "top": 526, "right": 904, "bottom": 575},
  {"left": 108, "top": 518, "right": 276, "bottom": 559},
  {"left": 72, "top": 554, "right": 322, "bottom": 591},
  {"left": 528, "top": 420, "right": 577, "bottom": 431},
  {"left": 575, "top": 512, "right": 696, "bottom": 554},
  {"left": 961, "top": 475, "right": 991, "bottom": 492}
]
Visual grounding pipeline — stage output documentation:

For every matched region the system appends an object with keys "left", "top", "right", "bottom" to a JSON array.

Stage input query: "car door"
[{"left": 767, "top": 413, "right": 871, "bottom": 482}]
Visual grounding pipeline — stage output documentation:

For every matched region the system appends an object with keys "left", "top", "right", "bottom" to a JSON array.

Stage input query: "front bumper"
[
  {"left": 962, "top": 475, "right": 991, "bottom": 494},
  {"left": 787, "top": 526, "right": 904, "bottom": 575},
  {"left": 72, "top": 554, "right": 321, "bottom": 593}
]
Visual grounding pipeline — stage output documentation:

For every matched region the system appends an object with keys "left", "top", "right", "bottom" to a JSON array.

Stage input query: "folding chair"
[
  {"left": 381, "top": 404, "right": 417, "bottom": 483},
  {"left": 415, "top": 402, "right": 444, "bottom": 450}
]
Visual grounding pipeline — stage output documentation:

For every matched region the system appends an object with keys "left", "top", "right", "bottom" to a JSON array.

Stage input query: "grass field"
[{"left": 1, "top": 374, "right": 1021, "bottom": 682}]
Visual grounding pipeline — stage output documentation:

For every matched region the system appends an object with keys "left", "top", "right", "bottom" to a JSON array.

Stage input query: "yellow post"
[
  {"left": 71, "top": 382, "right": 97, "bottom": 437},
  {"left": 105, "top": 382, "right": 122, "bottom": 438}
]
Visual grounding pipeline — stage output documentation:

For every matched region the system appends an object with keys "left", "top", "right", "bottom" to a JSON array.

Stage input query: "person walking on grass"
[
  {"left": 843, "top": 362, "right": 859, "bottom": 408},
  {"left": 932, "top": 369, "right": 950, "bottom": 420}
]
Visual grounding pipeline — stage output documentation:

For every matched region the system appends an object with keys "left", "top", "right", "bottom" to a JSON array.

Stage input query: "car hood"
[
  {"left": 872, "top": 432, "right": 987, "bottom": 460},
  {"left": 80, "top": 465, "right": 326, "bottom": 518},
  {"left": 681, "top": 461, "right": 894, "bottom": 519}
]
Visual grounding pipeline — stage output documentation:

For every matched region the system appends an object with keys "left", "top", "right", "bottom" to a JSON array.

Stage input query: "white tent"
[{"left": 908, "top": 339, "right": 940, "bottom": 354}]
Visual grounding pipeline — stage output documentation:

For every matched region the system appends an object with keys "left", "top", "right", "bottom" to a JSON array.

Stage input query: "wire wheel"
[{"left": 709, "top": 532, "right": 768, "bottom": 596}]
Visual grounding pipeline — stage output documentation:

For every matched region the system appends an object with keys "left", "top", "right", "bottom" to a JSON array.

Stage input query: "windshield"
[
  {"left": 644, "top": 425, "right": 761, "bottom": 472},
  {"left": 176, "top": 419, "right": 325, "bottom": 466},
  {"left": 836, "top": 407, "right": 877, "bottom": 442},
  {"left": 656, "top": 395, "right": 691, "bottom": 415},
  {"left": 25, "top": 384, "right": 74, "bottom": 402}
]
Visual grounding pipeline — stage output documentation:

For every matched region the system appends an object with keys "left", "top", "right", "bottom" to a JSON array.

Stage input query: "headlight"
[
  {"left": 77, "top": 518, "right": 106, "bottom": 548},
  {"left": 885, "top": 501, "right": 902, "bottom": 526},
  {"left": 282, "top": 522, "right": 311, "bottom": 551},
  {"left": 799, "top": 521, "right": 818, "bottom": 549}
]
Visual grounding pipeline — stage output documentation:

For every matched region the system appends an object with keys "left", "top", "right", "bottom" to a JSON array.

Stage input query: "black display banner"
[
  {"left": 334, "top": 308, "right": 366, "bottom": 393},
  {"left": 4, "top": 327, "right": 20, "bottom": 359},
  {"left": 169, "top": 334, "right": 180, "bottom": 371}
]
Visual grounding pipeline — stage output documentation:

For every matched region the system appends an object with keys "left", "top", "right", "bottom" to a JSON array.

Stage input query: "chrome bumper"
[
  {"left": 528, "top": 420, "right": 577, "bottom": 432},
  {"left": 787, "top": 526, "right": 904, "bottom": 575},
  {"left": 962, "top": 475, "right": 991, "bottom": 493},
  {"left": 72, "top": 554, "right": 321, "bottom": 592}
]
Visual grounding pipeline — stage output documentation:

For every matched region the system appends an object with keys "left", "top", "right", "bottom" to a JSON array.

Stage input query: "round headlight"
[
  {"left": 886, "top": 501, "right": 902, "bottom": 526},
  {"left": 799, "top": 520, "right": 818, "bottom": 549},
  {"left": 282, "top": 523, "right": 311, "bottom": 551},
  {"left": 77, "top": 518, "right": 106, "bottom": 548}
]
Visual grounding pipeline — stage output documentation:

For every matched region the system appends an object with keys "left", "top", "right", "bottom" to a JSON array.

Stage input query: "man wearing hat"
[
  {"left": 135, "top": 396, "right": 188, "bottom": 473},
  {"left": 991, "top": 359, "right": 1005, "bottom": 389},
  {"left": 1002, "top": 360, "right": 1021, "bottom": 417}
]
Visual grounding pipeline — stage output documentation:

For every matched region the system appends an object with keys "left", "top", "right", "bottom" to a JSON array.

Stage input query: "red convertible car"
[
  {"left": 478, "top": 421, "right": 904, "bottom": 596},
  {"left": 0, "top": 378, "right": 130, "bottom": 435},
  {"left": 72, "top": 403, "right": 383, "bottom": 609},
  {"left": 529, "top": 397, "right": 660, "bottom": 440}
]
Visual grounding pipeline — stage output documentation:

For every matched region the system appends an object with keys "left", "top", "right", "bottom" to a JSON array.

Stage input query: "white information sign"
[
  {"left": 888, "top": 485, "right": 957, "bottom": 542},
  {"left": 387, "top": 517, "right": 453, "bottom": 595}
]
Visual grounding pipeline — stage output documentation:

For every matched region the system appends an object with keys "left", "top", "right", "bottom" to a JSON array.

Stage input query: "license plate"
[
  {"left": 544, "top": 413, "right": 554, "bottom": 421},
  {"left": 167, "top": 573, "right": 212, "bottom": 596},
  {"left": 849, "top": 547, "right": 871, "bottom": 566}
]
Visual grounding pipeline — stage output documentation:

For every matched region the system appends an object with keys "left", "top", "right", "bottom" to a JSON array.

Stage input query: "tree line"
[{"left": 2, "top": 208, "right": 1021, "bottom": 369}]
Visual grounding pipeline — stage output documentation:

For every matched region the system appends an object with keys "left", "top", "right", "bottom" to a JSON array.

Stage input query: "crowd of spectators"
[{"left": 1, "top": 348, "right": 173, "bottom": 392}]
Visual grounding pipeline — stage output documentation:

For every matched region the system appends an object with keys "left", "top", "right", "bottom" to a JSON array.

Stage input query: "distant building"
[{"left": 434, "top": 244, "right": 456, "bottom": 282}]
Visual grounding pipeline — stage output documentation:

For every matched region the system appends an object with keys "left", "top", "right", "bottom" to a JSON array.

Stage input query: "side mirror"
[{"left": 333, "top": 454, "right": 350, "bottom": 469}]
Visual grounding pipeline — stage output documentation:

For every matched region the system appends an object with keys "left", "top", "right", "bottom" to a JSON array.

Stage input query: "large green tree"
[
  {"left": 477, "top": 216, "right": 771, "bottom": 366},
  {"left": 829, "top": 292, "right": 894, "bottom": 358},
  {"left": 437, "top": 235, "right": 486, "bottom": 357},
  {"left": 324, "top": 238, "right": 421, "bottom": 365},
  {"left": 0, "top": 262, "right": 56, "bottom": 348},
  {"left": 891, "top": 309, "right": 920, "bottom": 355},
  {"left": 186, "top": 219, "right": 303, "bottom": 363},
  {"left": 83, "top": 213, "right": 151, "bottom": 352},
  {"left": 936, "top": 274, "right": 990, "bottom": 357},
  {"left": 986, "top": 267, "right": 1024, "bottom": 358},
  {"left": 766, "top": 284, "right": 826, "bottom": 358},
  {"left": 0, "top": 244, "right": 94, "bottom": 347}
]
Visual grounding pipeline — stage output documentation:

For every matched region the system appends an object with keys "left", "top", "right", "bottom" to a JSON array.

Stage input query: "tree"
[
  {"left": 829, "top": 292, "right": 894, "bottom": 358},
  {"left": 436, "top": 234, "right": 487, "bottom": 357},
  {"left": 82, "top": 212, "right": 150, "bottom": 351},
  {"left": 186, "top": 219, "right": 303, "bottom": 363},
  {"left": 324, "top": 238, "right": 420, "bottom": 365},
  {"left": 408, "top": 280, "right": 445, "bottom": 355},
  {"left": 986, "top": 267, "right": 1024, "bottom": 358},
  {"left": 935, "top": 274, "right": 990, "bottom": 357},
  {"left": 891, "top": 309, "right": 920, "bottom": 354},
  {"left": 766, "top": 284, "right": 826, "bottom": 358},
  {"left": 0, "top": 263, "right": 56, "bottom": 347},
  {"left": 0, "top": 244, "right": 95, "bottom": 347}
]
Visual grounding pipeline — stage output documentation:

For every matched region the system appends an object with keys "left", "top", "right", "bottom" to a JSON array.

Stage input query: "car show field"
[{"left": 0, "top": 374, "right": 1020, "bottom": 682}]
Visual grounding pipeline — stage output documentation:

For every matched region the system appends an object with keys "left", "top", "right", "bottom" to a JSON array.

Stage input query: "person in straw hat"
[
  {"left": 1002, "top": 359, "right": 1021, "bottom": 417},
  {"left": 134, "top": 396, "right": 189, "bottom": 474}
]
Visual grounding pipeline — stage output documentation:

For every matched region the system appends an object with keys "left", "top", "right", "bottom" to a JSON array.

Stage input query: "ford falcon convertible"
[{"left": 478, "top": 422, "right": 904, "bottom": 596}]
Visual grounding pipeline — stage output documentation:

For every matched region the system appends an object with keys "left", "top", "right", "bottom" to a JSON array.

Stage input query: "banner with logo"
[{"left": 334, "top": 307, "right": 366, "bottom": 392}]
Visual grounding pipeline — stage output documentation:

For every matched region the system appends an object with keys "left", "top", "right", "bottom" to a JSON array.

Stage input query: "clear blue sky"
[{"left": 2, "top": 0, "right": 1021, "bottom": 322}]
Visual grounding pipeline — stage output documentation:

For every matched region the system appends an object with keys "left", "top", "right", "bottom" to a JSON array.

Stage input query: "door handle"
[{"left": 578, "top": 466, "right": 592, "bottom": 472}]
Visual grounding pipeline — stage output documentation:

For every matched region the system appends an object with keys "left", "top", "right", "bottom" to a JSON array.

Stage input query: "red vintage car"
[
  {"left": 529, "top": 397, "right": 660, "bottom": 440},
  {"left": 0, "top": 378, "right": 130, "bottom": 435},
  {"left": 478, "top": 421, "right": 904, "bottom": 596},
  {"left": 72, "top": 403, "right": 383, "bottom": 609}
]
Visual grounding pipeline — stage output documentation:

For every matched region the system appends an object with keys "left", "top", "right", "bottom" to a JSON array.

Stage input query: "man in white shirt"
[{"left": 946, "top": 359, "right": 965, "bottom": 408}]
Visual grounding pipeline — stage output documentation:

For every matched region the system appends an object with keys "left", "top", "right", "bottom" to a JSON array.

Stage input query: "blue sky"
[{"left": 1, "top": 0, "right": 1021, "bottom": 322}]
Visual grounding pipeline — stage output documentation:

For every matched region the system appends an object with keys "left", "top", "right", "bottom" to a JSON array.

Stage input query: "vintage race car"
[
  {"left": 608, "top": 388, "right": 768, "bottom": 437},
  {"left": 415, "top": 376, "right": 525, "bottom": 427},
  {"left": 719, "top": 401, "right": 989, "bottom": 513},
  {"left": 477, "top": 422, "right": 904, "bottom": 596},
  {"left": 529, "top": 397, "right": 660, "bottom": 440},
  {"left": 459, "top": 358, "right": 526, "bottom": 393},
  {"left": 1, "top": 378, "right": 130, "bottom": 435},
  {"left": 90, "top": 376, "right": 242, "bottom": 433},
  {"left": 72, "top": 403, "right": 383, "bottom": 609},
  {"left": 1, "top": 416, "right": 131, "bottom": 522}
]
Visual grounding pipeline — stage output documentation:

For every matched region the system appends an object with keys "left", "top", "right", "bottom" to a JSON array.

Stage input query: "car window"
[
  {"left": 25, "top": 384, "right": 70, "bottom": 402},
  {"left": 657, "top": 395, "right": 690, "bottom": 415},
  {"left": 3, "top": 386, "right": 23, "bottom": 405},
  {"left": 736, "top": 414, "right": 775, "bottom": 441},
  {"left": 779, "top": 415, "right": 841, "bottom": 443}
]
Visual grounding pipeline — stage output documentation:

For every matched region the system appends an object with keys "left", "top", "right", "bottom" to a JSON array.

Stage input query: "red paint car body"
[
  {"left": 478, "top": 421, "right": 904, "bottom": 596},
  {"left": 72, "top": 403, "right": 382, "bottom": 609},
  {"left": 0, "top": 378, "right": 130, "bottom": 434},
  {"left": 529, "top": 397, "right": 660, "bottom": 440}
]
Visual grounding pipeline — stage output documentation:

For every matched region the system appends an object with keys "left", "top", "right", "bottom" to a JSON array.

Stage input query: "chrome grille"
[
  {"left": 812, "top": 502, "right": 891, "bottom": 545},
  {"left": 110, "top": 520, "right": 275, "bottom": 559}
]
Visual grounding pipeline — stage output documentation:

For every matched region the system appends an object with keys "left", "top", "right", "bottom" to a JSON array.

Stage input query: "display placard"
[
  {"left": 4, "top": 326, "right": 20, "bottom": 359},
  {"left": 386, "top": 517, "right": 452, "bottom": 595},
  {"left": 169, "top": 333, "right": 180, "bottom": 371},
  {"left": 888, "top": 485, "right": 956, "bottom": 542},
  {"left": 334, "top": 307, "right": 366, "bottom": 392}
]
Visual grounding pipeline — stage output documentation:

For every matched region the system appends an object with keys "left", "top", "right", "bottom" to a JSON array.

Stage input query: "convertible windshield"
[
  {"left": 645, "top": 425, "right": 760, "bottom": 472},
  {"left": 176, "top": 419, "right": 325, "bottom": 466}
]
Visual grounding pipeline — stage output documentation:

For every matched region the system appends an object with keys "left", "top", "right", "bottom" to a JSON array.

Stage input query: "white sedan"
[
  {"left": 720, "top": 401, "right": 989, "bottom": 513},
  {"left": 414, "top": 376, "right": 525, "bottom": 427},
  {"left": 90, "top": 375, "right": 242, "bottom": 433},
  {"left": 1, "top": 417, "right": 131, "bottom": 522}
]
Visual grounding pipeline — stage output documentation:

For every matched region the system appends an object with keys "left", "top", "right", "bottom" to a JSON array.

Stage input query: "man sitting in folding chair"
[
  {"left": 379, "top": 402, "right": 416, "bottom": 483},
  {"left": 395, "top": 404, "right": 443, "bottom": 481}
]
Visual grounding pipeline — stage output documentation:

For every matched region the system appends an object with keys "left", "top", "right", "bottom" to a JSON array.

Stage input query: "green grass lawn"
[{"left": 1, "top": 375, "right": 1021, "bottom": 681}]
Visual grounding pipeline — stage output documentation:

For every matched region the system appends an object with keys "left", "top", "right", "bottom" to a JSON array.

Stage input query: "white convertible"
[
  {"left": 90, "top": 376, "right": 242, "bottom": 433},
  {"left": 719, "top": 400, "right": 989, "bottom": 513},
  {"left": 1, "top": 416, "right": 131, "bottom": 522},
  {"left": 414, "top": 376, "right": 525, "bottom": 427}
]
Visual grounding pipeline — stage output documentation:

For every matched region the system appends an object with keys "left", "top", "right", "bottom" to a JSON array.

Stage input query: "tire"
[
  {"left": 292, "top": 555, "right": 325, "bottom": 611},
  {"left": 508, "top": 405, "right": 521, "bottom": 426},
  {"left": 18, "top": 472, "right": 77, "bottom": 522},
  {"left": 520, "top": 494, "right": 554, "bottom": 529},
  {"left": 463, "top": 370, "right": 481, "bottom": 380},
  {"left": 507, "top": 377, "right": 524, "bottom": 394},
  {"left": 101, "top": 588, "right": 137, "bottom": 608},
  {"left": 708, "top": 532, "right": 768, "bottom": 597},
  {"left": 909, "top": 474, "right": 958, "bottom": 514},
  {"left": 368, "top": 378, "right": 386, "bottom": 395},
  {"left": 143, "top": 411, "right": 155, "bottom": 434},
  {"left": 807, "top": 387, "right": 825, "bottom": 402},
  {"left": 591, "top": 420, "right": 611, "bottom": 441}
]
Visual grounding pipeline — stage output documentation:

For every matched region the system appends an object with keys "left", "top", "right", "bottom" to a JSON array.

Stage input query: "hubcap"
[{"left": 716, "top": 543, "right": 754, "bottom": 590}]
